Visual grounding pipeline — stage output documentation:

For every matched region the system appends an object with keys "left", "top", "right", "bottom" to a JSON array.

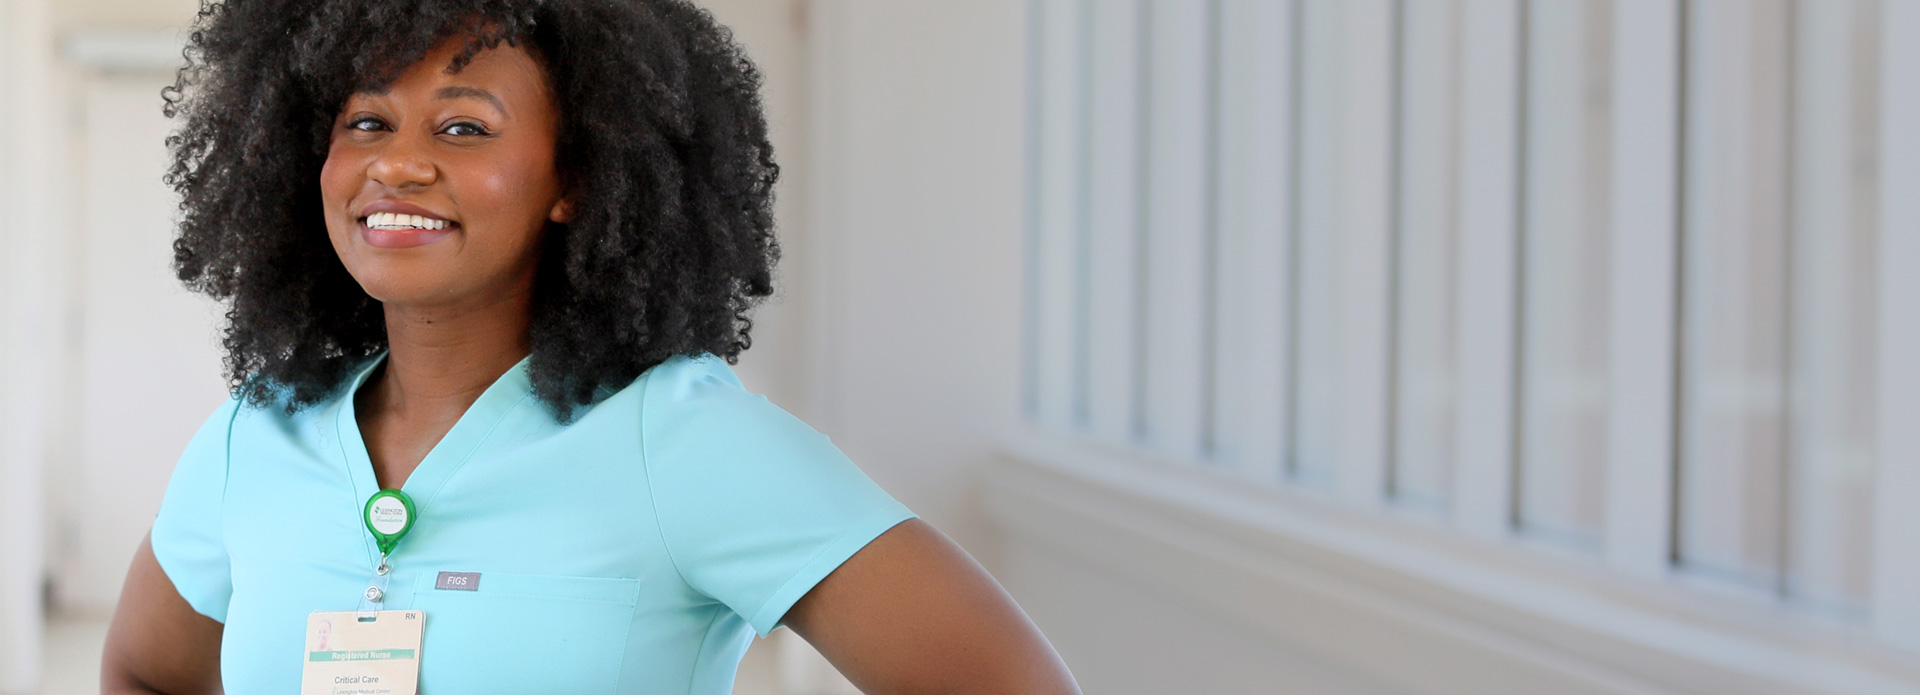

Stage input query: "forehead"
[{"left": 353, "top": 36, "right": 552, "bottom": 108}]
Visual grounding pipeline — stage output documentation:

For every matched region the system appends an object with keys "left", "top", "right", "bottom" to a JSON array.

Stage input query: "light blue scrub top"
[{"left": 150, "top": 351, "right": 916, "bottom": 693}]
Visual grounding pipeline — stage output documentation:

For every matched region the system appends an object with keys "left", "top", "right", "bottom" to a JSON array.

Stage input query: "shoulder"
[
  {"left": 627, "top": 357, "right": 912, "bottom": 635},
  {"left": 221, "top": 358, "right": 373, "bottom": 435},
  {"left": 634, "top": 352, "right": 783, "bottom": 429},
  {"left": 203, "top": 394, "right": 248, "bottom": 435},
  {"left": 174, "top": 390, "right": 322, "bottom": 483},
  {"left": 635, "top": 352, "right": 746, "bottom": 403},
  {"left": 631, "top": 352, "right": 841, "bottom": 471},
  {"left": 165, "top": 395, "right": 247, "bottom": 488}
]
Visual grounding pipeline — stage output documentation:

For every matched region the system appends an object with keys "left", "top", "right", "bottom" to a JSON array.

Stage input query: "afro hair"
[{"left": 164, "top": 0, "right": 780, "bottom": 420}]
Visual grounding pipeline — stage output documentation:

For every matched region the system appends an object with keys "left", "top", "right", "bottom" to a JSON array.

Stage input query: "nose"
[{"left": 365, "top": 132, "right": 438, "bottom": 189}]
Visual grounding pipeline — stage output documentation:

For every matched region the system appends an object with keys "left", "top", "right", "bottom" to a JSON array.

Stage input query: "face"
[{"left": 321, "top": 36, "right": 570, "bottom": 309}]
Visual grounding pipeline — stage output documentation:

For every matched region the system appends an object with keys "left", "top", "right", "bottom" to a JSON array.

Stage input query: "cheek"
[
  {"left": 472, "top": 154, "right": 554, "bottom": 211},
  {"left": 319, "top": 148, "right": 361, "bottom": 220},
  {"left": 454, "top": 150, "right": 561, "bottom": 240}
]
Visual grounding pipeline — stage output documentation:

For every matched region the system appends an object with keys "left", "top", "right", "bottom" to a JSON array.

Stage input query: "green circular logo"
[{"left": 363, "top": 489, "right": 416, "bottom": 555}]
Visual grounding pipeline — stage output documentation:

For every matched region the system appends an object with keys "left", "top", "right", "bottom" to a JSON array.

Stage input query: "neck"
[{"left": 369, "top": 284, "right": 534, "bottom": 418}]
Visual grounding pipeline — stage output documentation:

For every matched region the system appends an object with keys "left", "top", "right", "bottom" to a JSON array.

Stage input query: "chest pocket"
[{"left": 411, "top": 571, "right": 640, "bottom": 694}]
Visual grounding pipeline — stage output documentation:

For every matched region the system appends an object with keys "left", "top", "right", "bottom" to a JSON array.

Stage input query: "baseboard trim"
[{"left": 985, "top": 428, "right": 1920, "bottom": 695}]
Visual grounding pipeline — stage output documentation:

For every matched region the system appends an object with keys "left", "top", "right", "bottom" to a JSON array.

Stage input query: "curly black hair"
[{"left": 164, "top": 0, "right": 779, "bottom": 421}]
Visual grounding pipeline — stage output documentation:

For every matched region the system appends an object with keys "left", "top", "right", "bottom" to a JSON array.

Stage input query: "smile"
[
  {"left": 361, "top": 211, "right": 453, "bottom": 231},
  {"left": 357, "top": 212, "right": 458, "bottom": 249}
]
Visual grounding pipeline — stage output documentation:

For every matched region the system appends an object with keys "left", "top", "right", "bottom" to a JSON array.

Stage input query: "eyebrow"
[{"left": 433, "top": 86, "right": 507, "bottom": 114}]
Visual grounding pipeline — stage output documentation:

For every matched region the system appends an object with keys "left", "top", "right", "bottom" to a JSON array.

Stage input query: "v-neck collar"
[{"left": 335, "top": 350, "right": 534, "bottom": 534}]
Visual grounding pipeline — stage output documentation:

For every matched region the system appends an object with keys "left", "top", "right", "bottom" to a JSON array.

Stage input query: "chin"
[{"left": 346, "top": 266, "right": 459, "bottom": 307}]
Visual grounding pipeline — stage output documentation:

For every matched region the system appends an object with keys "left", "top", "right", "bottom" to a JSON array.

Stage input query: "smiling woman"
[{"left": 98, "top": 1, "right": 1080, "bottom": 693}]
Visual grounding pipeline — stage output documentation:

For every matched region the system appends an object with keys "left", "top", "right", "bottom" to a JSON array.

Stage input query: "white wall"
[
  {"left": 55, "top": 71, "right": 229, "bottom": 615},
  {"left": 0, "top": 8, "right": 229, "bottom": 630},
  {"left": 797, "top": 0, "right": 1029, "bottom": 561},
  {"left": 51, "top": 0, "right": 197, "bottom": 32},
  {"left": 1, "top": 0, "right": 60, "bottom": 688}
]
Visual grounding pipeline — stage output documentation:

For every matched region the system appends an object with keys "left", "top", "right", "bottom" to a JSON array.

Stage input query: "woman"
[{"left": 101, "top": 1, "right": 1079, "bottom": 693}]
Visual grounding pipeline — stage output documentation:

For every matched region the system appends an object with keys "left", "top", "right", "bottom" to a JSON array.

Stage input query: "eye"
[
  {"left": 345, "top": 116, "right": 387, "bottom": 132},
  {"left": 441, "top": 121, "right": 491, "bottom": 137}
]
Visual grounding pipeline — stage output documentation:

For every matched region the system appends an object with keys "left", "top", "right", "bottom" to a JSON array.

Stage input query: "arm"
[
  {"left": 101, "top": 534, "right": 225, "bottom": 695},
  {"left": 782, "top": 519, "right": 1080, "bottom": 695}
]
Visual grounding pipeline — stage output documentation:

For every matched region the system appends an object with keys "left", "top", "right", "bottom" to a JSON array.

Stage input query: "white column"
[
  {"left": 1451, "top": 0, "right": 1521, "bottom": 540},
  {"left": 1028, "top": 0, "right": 1087, "bottom": 430},
  {"left": 1390, "top": 0, "right": 1464, "bottom": 509},
  {"left": 1785, "top": 0, "right": 1879, "bottom": 613},
  {"left": 1603, "top": 0, "right": 1682, "bottom": 581},
  {"left": 1672, "top": 0, "right": 1795, "bottom": 590},
  {"left": 1209, "top": 0, "right": 1294, "bottom": 480},
  {"left": 1870, "top": 0, "right": 1920, "bottom": 653},
  {"left": 1082, "top": 0, "right": 1144, "bottom": 447},
  {"left": 0, "top": 0, "right": 56, "bottom": 689},
  {"left": 1292, "top": 0, "right": 1344, "bottom": 485},
  {"left": 1514, "top": 0, "right": 1613, "bottom": 546},
  {"left": 1139, "top": 0, "right": 1213, "bottom": 460},
  {"left": 1331, "top": 0, "right": 1394, "bottom": 506}
]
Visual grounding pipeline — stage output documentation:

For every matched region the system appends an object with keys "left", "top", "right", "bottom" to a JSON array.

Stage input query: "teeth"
[{"left": 362, "top": 212, "right": 450, "bottom": 230}]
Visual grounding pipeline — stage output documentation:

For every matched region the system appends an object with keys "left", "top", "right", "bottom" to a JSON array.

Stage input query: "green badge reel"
[
  {"left": 359, "top": 489, "right": 416, "bottom": 615},
  {"left": 364, "top": 489, "right": 417, "bottom": 557}
]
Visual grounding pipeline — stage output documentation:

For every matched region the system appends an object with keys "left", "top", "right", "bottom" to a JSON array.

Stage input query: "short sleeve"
[
  {"left": 641, "top": 355, "right": 917, "bottom": 637},
  {"left": 150, "top": 396, "right": 241, "bottom": 623}
]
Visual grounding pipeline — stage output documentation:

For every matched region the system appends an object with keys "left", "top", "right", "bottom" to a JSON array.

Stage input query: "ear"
[{"left": 548, "top": 195, "right": 575, "bottom": 224}]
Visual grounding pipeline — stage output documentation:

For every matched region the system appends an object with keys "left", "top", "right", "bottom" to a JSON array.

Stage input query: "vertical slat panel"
[
  {"left": 1391, "top": 0, "right": 1463, "bottom": 511},
  {"left": 1870, "top": 0, "right": 1920, "bottom": 651},
  {"left": 1084, "top": 0, "right": 1145, "bottom": 445},
  {"left": 1140, "top": 0, "right": 1213, "bottom": 459},
  {"left": 1451, "top": 0, "right": 1522, "bottom": 539},
  {"left": 1290, "top": 0, "right": 1393, "bottom": 498},
  {"left": 1029, "top": 0, "right": 1085, "bottom": 429},
  {"left": 1068, "top": 0, "right": 1095, "bottom": 429},
  {"left": 1675, "top": 0, "right": 1792, "bottom": 589},
  {"left": 1292, "top": 0, "right": 1346, "bottom": 484},
  {"left": 1786, "top": 0, "right": 1877, "bottom": 613},
  {"left": 1604, "top": 0, "right": 1681, "bottom": 581},
  {"left": 1334, "top": 0, "right": 1395, "bottom": 504},
  {"left": 1516, "top": 0, "right": 1613, "bottom": 547},
  {"left": 1211, "top": 0, "right": 1294, "bottom": 478}
]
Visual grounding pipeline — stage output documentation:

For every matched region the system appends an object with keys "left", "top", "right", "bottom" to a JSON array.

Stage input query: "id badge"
[{"left": 300, "top": 610, "right": 425, "bottom": 695}]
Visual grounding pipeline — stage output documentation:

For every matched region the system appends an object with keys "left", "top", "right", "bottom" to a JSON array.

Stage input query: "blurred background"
[{"left": 1, "top": 0, "right": 1916, "bottom": 693}]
